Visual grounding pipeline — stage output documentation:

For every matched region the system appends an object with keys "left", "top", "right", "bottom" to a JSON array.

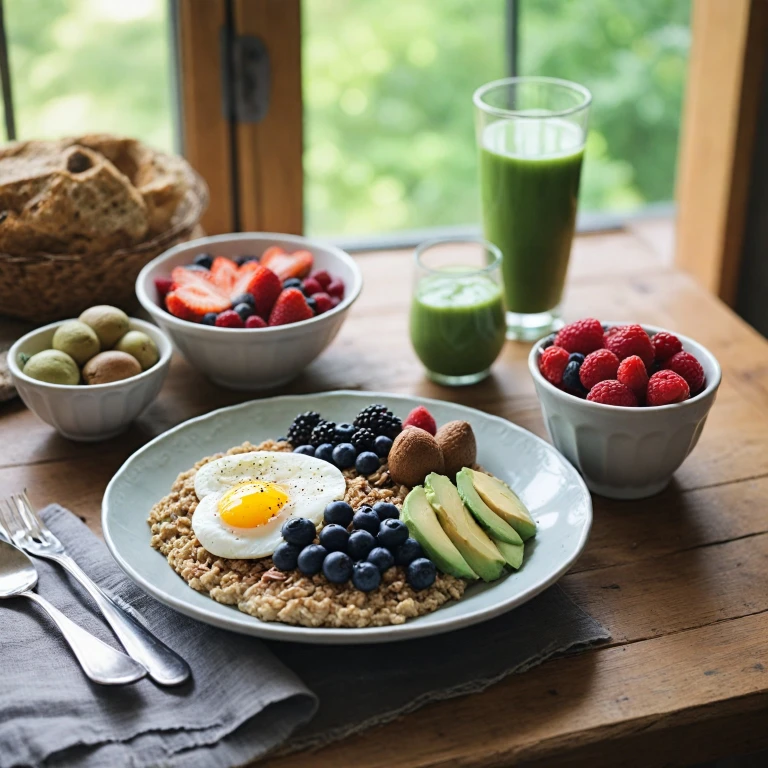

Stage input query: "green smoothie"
[
  {"left": 410, "top": 271, "right": 505, "bottom": 378},
  {"left": 480, "top": 118, "right": 584, "bottom": 314}
]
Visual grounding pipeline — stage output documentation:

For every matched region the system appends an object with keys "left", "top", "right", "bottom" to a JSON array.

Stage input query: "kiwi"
[
  {"left": 114, "top": 330, "right": 159, "bottom": 370},
  {"left": 23, "top": 349, "right": 80, "bottom": 385},
  {"left": 78, "top": 305, "right": 130, "bottom": 348},
  {"left": 52, "top": 320, "right": 100, "bottom": 365}
]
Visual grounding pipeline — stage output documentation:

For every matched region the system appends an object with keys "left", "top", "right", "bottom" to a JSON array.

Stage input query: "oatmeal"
[{"left": 148, "top": 440, "right": 466, "bottom": 628}]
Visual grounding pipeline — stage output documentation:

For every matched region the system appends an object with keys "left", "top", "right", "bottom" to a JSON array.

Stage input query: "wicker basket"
[{"left": 0, "top": 169, "right": 209, "bottom": 323}]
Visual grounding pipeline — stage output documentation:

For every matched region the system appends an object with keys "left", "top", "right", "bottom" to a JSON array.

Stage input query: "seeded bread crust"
[{"left": 148, "top": 440, "right": 466, "bottom": 628}]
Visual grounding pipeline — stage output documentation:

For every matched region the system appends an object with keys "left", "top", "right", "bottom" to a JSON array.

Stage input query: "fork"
[{"left": 1, "top": 493, "right": 191, "bottom": 687}]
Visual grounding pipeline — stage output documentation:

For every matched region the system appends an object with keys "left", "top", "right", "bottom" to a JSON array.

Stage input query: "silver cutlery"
[
  {"left": 0, "top": 537, "right": 147, "bottom": 685},
  {"left": 1, "top": 494, "right": 191, "bottom": 687}
]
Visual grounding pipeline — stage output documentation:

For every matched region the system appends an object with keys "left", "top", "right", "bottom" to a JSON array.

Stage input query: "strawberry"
[
  {"left": 261, "top": 248, "right": 313, "bottom": 281},
  {"left": 313, "top": 270, "right": 332, "bottom": 289},
  {"left": 312, "top": 292, "right": 334, "bottom": 314},
  {"left": 268, "top": 288, "right": 314, "bottom": 326},
  {"left": 166, "top": 284, "right": 230, "bottom": 321},
  {"left": 403, "top": 406, "right": 437, "bottom": 435},
  {"left": 236, "top": 265, "right": 282, "bottom": 318},
  {"left": 171, "top": 265, "right": 218, "bottom": 290}
]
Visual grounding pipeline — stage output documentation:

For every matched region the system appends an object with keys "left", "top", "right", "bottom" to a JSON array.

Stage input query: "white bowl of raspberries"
[
  {"left": 136, "top": 232, "right": 362, "bottom": 390},
  {"left": 528, "top": 318, "right": 722, "bottom": 500}
]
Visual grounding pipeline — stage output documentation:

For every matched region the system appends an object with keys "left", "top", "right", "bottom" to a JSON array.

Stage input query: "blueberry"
[
  {"left": 352, "top": 561, "right": 381, "bottom": 592},
  {"left": 335, "top": 423, "right": 356, "bottom": 442},
  {"left": 185, "top": 264, "right": 209, "bottom": 272},
  {"left": 407, "top": 558, "right": 437, "bottom": 590},
  {"left": 395, "top": 538, "right": 424, "bottom": 566},
  {"left": 367, "top": 546, "right": 395, "bottom": 572},
  {"left": 324, "top": 500, "right": 354, "bottom": 526},
  {"left": 297, "top": 544, "right": 327, "bottom": 576},
  {"left": 314, "top": 443, "right": 335, "bottom": 463},
  {"left": 235, "top": 254, "right": 259, "bottom": 265},
  {"left": 233, "top": 302, "right": 254, "bottom": 320},
  {"left": 276, "top": 436, "right": 287, "bottom": 443},
  {"left": 355, "top": 451, "right": 380, "bottom": 476},
  {"left": 306, "top": 297, "right": 318, "bottom": 313},
  {"left": 319, "top": 523, "right": 349, "bottom": 552},
  {"left": 372, "top": 501, "right": 399, "bottom": 521},
  {"left": 562, "top": 360, "right": 587, "bottom": 396},
  {"left": 283, "top": 278, "right": 302, "bottom": 290},
  {"left": 568, "top": 352, "right": 585, "bottom": 364},
  {"left": 193, "top": 253, "right": 213, "bottom": 269},
  {"left": 332, "top": 443, "right": 357, "bottom": 469},
  {"left": 352, "top": 508, "right": 380, "bottom": 535},
  {"left": 280, "top": 517, "right": 316, "bottom": 547},
  {"left": 272, "top": 542, "right": 300, "bottom": 571},
  {"left": 347, "top": 530, "right": 376, "bottom": 561},
  {"left": 201, "top": 312, "right": 218, "bottom": 326},
  {"left": 377, "top": 518, "right": 409, "bottom": 551},
  {"left": 541, "top": 333, "right": 557, "bottom": 349},
  {"left": 232, "top": 292, "right": 255, "bottom": 308},
  {"left": 373, "top": 435, "right": 393, "bottom": 458},
  {"left": 293, "top": 444, "right": 315, "bottom": 456},
  {"left": 322, "top": 551, "right": 352, "bottom": 583}
]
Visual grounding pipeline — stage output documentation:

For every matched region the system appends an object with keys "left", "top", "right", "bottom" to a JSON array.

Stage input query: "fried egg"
[{"left": 191, "top": 451, "right": 346, "bottom": 559}]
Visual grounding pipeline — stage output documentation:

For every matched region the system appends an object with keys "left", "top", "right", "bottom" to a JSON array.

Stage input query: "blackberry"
[
  {"left": 286, "top": 411, "right": 321, "bottom": 447},
  {"left": 353, "top": 404, "right": 402, "bottom": 439},
  {"left": 310, "top": 420, "right": 338, "bottom": 447},
  {"left": 351, "top": 427, "right": 375, "bottom": 452}
]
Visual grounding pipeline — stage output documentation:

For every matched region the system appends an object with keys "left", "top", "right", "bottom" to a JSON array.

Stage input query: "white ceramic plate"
[{"left": 103, "top": 391, "right": 592, "bottom": 644}]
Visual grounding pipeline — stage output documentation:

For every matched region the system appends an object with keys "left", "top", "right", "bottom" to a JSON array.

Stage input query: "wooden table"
[{"left": 2, "top": 221, "right": 767, "bottom": 767}]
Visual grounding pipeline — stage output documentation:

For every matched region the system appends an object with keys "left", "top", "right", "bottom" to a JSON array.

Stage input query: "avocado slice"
[
  {"left": 492, "top": 537, "right": 524, "bottom": 570},
  {"left": 457, "top": 468, "right": 523, "bottom": 545},
  {"left": 424, "top": 473, "right": 505, "bottom": 582},
  {"left": 466, "top": 468, "right": 537, "bottom": 541},
  {"left": 401, "top": 486, "right": 478, "bottom": 580}
]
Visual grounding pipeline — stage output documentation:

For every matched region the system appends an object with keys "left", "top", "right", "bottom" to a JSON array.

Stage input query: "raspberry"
[
  {"left": 539, "top": 346, "right": 570, "bottom": 385},
  {"left": 554, "top": 318, "right": 604, "bottom": 354},
  {"left": 302, "top": 277, "right": 323, "bottom": 296},
  {"left": 154, "top": 277, "right": 173, "bottom": 301},
  {"left": 604, "top": 324, "right": 654, "bottom": 368},
  {"left": 326, "top": 279, "right": 345, "bottom": 299},
  {"left": 312, "top": 292, "right": 334, "bottom": 314},
  {"left": 652, "top": 331, "right": 683, "bottom": 362},
  {"left": 214, "top": 309, "right": 244, "bottom": 328},
  {"left": 662, "top": 351, "right": 705, "bottom": 394},
  {"left": 617, "top": 355, "right": 649, "bottom": 400},
  {"left": 647, "top": 370, "right": 690, "bottom": 406},
  {"left": 245, "top": 314, "right": 267, "bottom": 328},
  {"left": 313, "top": 270, "right": 332, "bottom": 289},
  {"left": 403, "top": 406, "right": 437, "bottom": 435},
  {"left": 586, "top": 380, "right": 638, "bottom": 407},
  {"left": 579, "top": 349, "right": 620, "bottom": 391}
]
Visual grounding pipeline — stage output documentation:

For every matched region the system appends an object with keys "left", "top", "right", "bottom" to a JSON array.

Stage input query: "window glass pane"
[
  {"left": 5, "top": 0, "right": 174, "bottom": 151},
  {"left": 519, "top": 0, "right": 691, "bottom": 213},
  {"left": 303, "top": 0, "right": 506, "bottom": 236}
]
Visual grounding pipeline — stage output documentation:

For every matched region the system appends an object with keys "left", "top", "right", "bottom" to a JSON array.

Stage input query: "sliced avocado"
[
  {"left": 492, "top": 537, "right": 524, "bottom": 570},
  {"left": 457, "top": 468, "right": 523, "bottom": 545},
  {"left": 401, "top": 486, "right": 478, "bottom": 580},
  {"left": 466, "top": 468, "right": 537, "bottom": 541},
  {"left": 424, "top": 473, "right": 505, "bottom": 582}
]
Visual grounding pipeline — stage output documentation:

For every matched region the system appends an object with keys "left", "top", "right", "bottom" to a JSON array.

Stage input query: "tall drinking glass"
[{"left": 474, "top": 76, "right": 591, "bottom": 341}]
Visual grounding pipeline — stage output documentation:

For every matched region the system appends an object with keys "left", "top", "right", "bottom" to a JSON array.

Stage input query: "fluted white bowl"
[
  {"left": 135, "top": 233, "right": 363, "bottom": 390},
  {"left": 8, "top": 318, "right": 172, "bottom": 442},
  {"left": 528, "top": 323, "right": 722, "bottom": 499}
]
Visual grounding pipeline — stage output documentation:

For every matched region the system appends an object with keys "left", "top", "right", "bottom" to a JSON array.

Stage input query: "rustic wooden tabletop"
[{"left": 2, "top": 220, "right": 767, "bottom": 767}]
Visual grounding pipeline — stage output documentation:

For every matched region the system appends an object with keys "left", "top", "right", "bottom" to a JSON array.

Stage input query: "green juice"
[
  {"left": 480, "top": 118, "right": 584, "bottom": 314},
  {"left": 410, "top": 271, "right": 505, "bottom": 378}
]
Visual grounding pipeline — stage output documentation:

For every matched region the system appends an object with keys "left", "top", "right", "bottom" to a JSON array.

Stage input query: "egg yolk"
[{"left": 218, "top": 481, "right": 289, "bottom": 528}]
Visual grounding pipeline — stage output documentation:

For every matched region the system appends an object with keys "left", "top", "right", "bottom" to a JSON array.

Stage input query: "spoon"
[{"left": 0, "top": 539, "right": 147, "bottom": 685}]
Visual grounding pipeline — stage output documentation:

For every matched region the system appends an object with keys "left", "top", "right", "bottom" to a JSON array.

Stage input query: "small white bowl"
[
  {"left": 136, "top": 233, "right": 363, "bottom": 391},
  {"left": 528, "top": 323, "right": 722, "bottom": 499},
  {"left": 8, "top": 318, "right": 172, "bottom": 442}
]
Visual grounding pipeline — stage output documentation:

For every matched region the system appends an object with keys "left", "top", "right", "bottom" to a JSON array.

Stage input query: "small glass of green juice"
[
  {"left": 474, "top": 76, "right": 591, "bottom": 341},
  {"left": 410, "top": 237, "right": 506, "bottom": 386}
]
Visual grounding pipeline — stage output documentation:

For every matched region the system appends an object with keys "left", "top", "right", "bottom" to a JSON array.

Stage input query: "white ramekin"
[
  {"left": 8, "top": 318, "right": 172, "bottom": 442},
  {"left": 528, "top": 323, "right": 722, "bottom": 499},
  {"left": 135, "top": 233, "right": 363, "bottom": 391}
]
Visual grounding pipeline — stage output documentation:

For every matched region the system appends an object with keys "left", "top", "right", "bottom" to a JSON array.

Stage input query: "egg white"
[{"left": 191, "top": 451, "right": 346, "bottom": 559}]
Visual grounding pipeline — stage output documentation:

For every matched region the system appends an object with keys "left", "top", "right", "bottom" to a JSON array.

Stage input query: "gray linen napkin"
[{"left": 0, "top": 506, "right": 318, "bottom": 768}]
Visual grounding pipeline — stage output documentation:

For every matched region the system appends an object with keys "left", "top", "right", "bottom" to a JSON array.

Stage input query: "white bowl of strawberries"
[
  {"left": 136, "top": 233, "right": 362, "bottom": 390},
  {"left": 528, "top": 319, "right": 722, "bottom": 500}
]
